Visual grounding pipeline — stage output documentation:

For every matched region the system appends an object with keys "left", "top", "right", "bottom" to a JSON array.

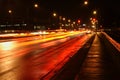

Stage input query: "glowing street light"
[
  {"left": 53, "top": 13, "right": 57, "bottom": 17},
  {"left": 93, "top": 10, "right": 97, "bottom": 15},
  {"left": 77, "top": 19, "right": 81, "bottom": 23},
  {"left": 73, "top": 22, "right": 76, "bottom": 24},
  {"left": 68, "top": 19, "right": 71, "bottom": 23},
  {"left": 34, "top": 4, "right": 38, "bottom": 8},
  {"left": 63, "top": 17, "right": 66, "bottom": 21},
  {"left": 8, "top": 10, "right": 12, "bottom": 14},
  {"left": 8, "top": 10, "right": 13, "bottom": 24},
  {"left": 84, "top": 1, "right": 88, "bottom": 5},
  {"left": 90, "top": 17, "right": 92, "bottom": 20}
]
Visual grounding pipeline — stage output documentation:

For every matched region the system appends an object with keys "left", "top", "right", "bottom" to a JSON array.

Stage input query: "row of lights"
[
  {"left": 8, "top": 1, "right": 97, "bottom": 20},
  {"left": 8, "top": 3, "right": 39, "bottom": 14},
  {"left": 53, "top": 13, "right": 81, "bottom": 23},
  {"left": 51, "top": 12, "right": 83, "bottom": 30},
  {"left": 84, "top": 0, "right": 98, "bottom": 29},
  {"left": 52, "top": 12, "right": 81, "bottom": 23},
  {"left": 7, "top": 1, "right": 98, "bottom": 30},
  {"left": 84, "top": 0, "right": 97, "bottom": 15}
]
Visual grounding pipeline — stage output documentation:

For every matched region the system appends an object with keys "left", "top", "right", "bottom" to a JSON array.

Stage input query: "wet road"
[{"left": 0, "top": 31, "right": 91, "bottom": 80}]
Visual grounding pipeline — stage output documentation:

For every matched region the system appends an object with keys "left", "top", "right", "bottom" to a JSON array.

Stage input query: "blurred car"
[{"left": 86, "top": 30, "right": 92, "bottom": 34}]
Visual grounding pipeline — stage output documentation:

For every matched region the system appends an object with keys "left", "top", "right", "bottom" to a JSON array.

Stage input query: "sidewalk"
[{"left": 76, "top": 33, "right": 120, "bottom": 80}]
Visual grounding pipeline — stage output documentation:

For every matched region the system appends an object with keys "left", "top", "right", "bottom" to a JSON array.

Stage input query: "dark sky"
[
  {"left": 0, "top": 0, "right": 120, "bottom": 27},
  {"left": 40, "top": 0, "right": 120, "bottom": 27}
]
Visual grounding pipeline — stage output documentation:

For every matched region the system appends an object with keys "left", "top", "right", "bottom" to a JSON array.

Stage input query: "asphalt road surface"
[{"left": 0, "top": 31, "right": 93, "bottom": 80}]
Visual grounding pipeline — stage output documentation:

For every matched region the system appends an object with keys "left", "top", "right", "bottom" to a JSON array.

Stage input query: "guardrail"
[{"left": 102, "top": 32, "right": 120, "bottom": 52}]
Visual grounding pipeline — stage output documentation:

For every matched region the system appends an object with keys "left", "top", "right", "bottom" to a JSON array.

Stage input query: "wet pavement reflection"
[{"left": 0, "top": 32, "right": 89, "bottom": 80}]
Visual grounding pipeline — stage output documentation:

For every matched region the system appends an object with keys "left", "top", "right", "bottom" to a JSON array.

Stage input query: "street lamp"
[
  {"left": 34, "top": 3, "right": 39, "bottom": 29},
  {"left": 62, "top": 17, "right": 65, "bottom": 21},
  {"left": 53, "top": 12, "right": 57, "bottom": 17},
  {"left": 84, "top": 1, "right": 88, "bottom": 5},
  {"left": 34, "top": 4, "right": 38, "bottom": 8},
  {"left": 52, "top": 12, "right": 57, "bottom": 29},
  {"left": 59, "top": 16, "right": 62, "bottom": 29},
  {"left": 92, "top": 10, "right": 98, "bottom": 32},
  {"left": 68, "top": 19, "right": 71, "bottom": 23},
  {"left": 73, "top": 21, "right": 76, "bottom": 24},
  {"left": 8, "top": 9, "right": 12, "bottom": 25},
  {"left": 8, "top": 10, "right": 12, "bottom": 14},
  {"left": 93, "top": 10, "right": 97, "bottom": 15}
]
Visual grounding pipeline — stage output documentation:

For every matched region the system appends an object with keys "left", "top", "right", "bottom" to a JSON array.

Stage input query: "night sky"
[{"left": 0, "top": 0, "right": 120, "bottom": 28}]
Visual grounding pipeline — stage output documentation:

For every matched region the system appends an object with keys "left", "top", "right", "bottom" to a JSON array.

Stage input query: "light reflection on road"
[
  {"left": 0, "top": 31, "right": 91, "bottom": 80},
  {"left": 0, "top": 41, "right": 17, "bottom": 51}
]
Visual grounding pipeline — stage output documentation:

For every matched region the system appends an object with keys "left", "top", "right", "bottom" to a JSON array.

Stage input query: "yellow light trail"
[{"left": 17, "top": 31, "right": 84, "bottom": 48}]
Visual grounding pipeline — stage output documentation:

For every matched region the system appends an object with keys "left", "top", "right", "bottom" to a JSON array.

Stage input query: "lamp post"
[
  {"left": 62, "top": 17, "right": 66, "bottom": 29},
  {"left": 68, "top": 19, "right": 71, "bottom": 30},
  {"left": 8, "top": 9, "right": 12, "bottom": 25},
  {"left": 59, "top": 16, "right": 62, "bottom": 29},
  {"left": 52, "top": 12, "right": 57, "bottom": 29},
  {"left": 92, "top": 10, "right": 98, "bottom": 32},
  {"left": 34, "top": 3, "right": 39, "bottom": 30},
  {"left": 26, "top": 3, "right": 39, "bottom": 30}
]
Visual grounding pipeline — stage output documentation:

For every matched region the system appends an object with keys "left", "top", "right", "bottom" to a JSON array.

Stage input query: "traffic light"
[
  {"left": 77, "top": 19, "right": 81, "bottom": 23},
  {"left": 92, "top": 18, "right": 96, "bottom": 22}
]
